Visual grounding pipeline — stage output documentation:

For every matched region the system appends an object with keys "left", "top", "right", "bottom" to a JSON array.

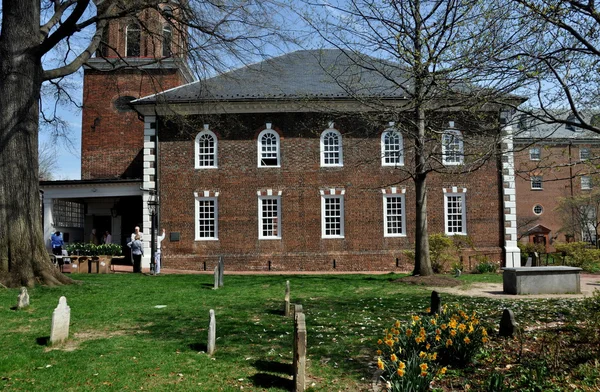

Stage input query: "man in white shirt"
[
  {"left": 155, "top": 228, "right": 166, "bottom": 274},
  {"left": 131, "top": 226, "right": 143, "bottom": 242}
]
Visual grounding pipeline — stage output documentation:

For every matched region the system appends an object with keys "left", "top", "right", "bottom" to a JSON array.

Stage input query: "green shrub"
[
  {"left": 553, "top": 241, "right": 600, "bottom": 271},
  {"left": 66, "top": 243, "right": 122, "bottom": 256},
  {"left": 473, "top": 256, "right": 498, "bottom": 274}
]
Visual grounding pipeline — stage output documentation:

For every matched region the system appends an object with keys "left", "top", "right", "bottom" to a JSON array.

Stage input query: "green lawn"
[{"left": 0, "top": 273, "right": 596, "bottom": 391}]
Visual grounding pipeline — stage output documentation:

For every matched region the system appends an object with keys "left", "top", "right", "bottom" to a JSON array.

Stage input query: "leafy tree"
[
  {"left": 299, "top": 0, "right": 524, "bottom": 275},
  {"left": 557, "top": 191, "right": 600, "bottom": 247},
  {"left": 0, "top": 0, "right": 281, "bottom": 287}
]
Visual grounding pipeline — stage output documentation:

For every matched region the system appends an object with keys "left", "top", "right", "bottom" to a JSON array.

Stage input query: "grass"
[{"left": 0, "top": 272, "right": 597, "bottom": 391}]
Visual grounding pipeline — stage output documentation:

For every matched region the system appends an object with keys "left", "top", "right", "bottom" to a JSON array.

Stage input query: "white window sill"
[
  {"left": 322, "top": 235, "right": 345, "bottom": 239},
  {"left": 195, "top": 238, "right": 219, "bottom": 241},
  {"left": 445, "top": 232, "right": 467, "bottom": 236},
  {"left": 195, "top": 166, "right": 218, "bottom": 170},
  {"left": 384, "top": 233, "right": 407, "bottom": 238}
]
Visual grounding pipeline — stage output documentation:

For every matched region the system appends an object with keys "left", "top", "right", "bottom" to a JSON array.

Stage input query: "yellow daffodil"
[
  {"left": 390, "top": 353, "right": 398, "bottom": 362},
  {"left": 464, "top": 336, "right": 471, "bottom": 344},
  {"left": 419, "top": 351, "right": 426, "bottom": 358},
  {"left": 446, "top": 339, "right": 453, "bottom": 347},
  {"left": 377, "top": 357, "right": 384, "bottom": 370},
  {"left": 397, "top": 369, "right": 405, "bottom": 377}
]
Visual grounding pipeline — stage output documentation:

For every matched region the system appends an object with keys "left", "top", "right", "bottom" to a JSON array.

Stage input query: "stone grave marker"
[
  {"left": 430, "top": 290, "right": 441, "bottom": 315},
  {"left": 213, "top": 266, "right": 219, "bottom": 290},
  {"left": 293, "top": 311, "right": 307, "bottom": 392},
  {"left": 525, "top": 256, "right": 532, "bottom": 267},
  {"left": 284, "top": 280, "right": 291, "bottom": 316},
  {"left": 207, "top": 309, "right": 216, "bottom": 355},
  {"left": 17, "top": 287, "right": 29, "bottom": 309},
  {"left": 50, "top": 296, "right": 70, "bottom": 345},
  {"left": 293, "top": 304, "right": 303, "bottom": 319},
  {"left": 218, "top": 256, "right": 224, "bottom": 287},
  {"left": 499, "top": 308, "right": 517, "bottom": 337}
]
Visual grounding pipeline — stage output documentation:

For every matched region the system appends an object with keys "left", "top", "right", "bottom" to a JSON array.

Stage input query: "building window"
[
  {"left": 257, "top": 125, "right": 280, "bottom": 167},
  {"left": 321, "top": 193, "right": 344, "bottom": 238},
  {"left": 195, "top": 125, "right": 217, "bottom": 169},
  {"left": 381, "top": 123, "right": 404, "bottom": 166},
  {"left": 52, "top": 200, "right": 84, "bottom": 228},
  {"left": 531, "top": 176, "right": 543, "bottom": 190},
  {"left": 533, "top": 204, "right": 544, "bottom": 215},
  {"left": 581, "top": 175, "right": 592, "bottom": 190},
  {"left": 444, "top": 193, "right": 467, "bottom": 235},
  {"left": 162, "top": 24, "right": 172, "bottom": 57},
  {"left": 580, "top": 147, "right": 591, "bottom": 161},
  {"left": 258, "top": 196, "right": 281, "bottom": 239},
  {"left": 195, "top": 195, "right": 218, "bottom": 240},
  {"left": 383, "top": 194, "right": 406, "bottom": 237},
  {"left": 320, "top": 125, "right": 343, "bottom": 167},
  {"left": 125, "top": 23, "right": 141, "bottom": 57},
  {"left": 529, "top": 147, "right": 541, "bottom": 161},
  {"left": 442, "top": 126, "right": 464, "bottom": 165}
]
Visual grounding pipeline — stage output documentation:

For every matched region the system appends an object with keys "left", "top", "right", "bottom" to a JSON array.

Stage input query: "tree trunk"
[
  {"left": 413, "top": 106, "right": 433, "bottom": 276},
  {"left": 0, "top": 0, "right": 72, "bottom": 287}
]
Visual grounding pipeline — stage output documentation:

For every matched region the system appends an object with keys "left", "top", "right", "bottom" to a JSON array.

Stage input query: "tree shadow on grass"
[{"left": 249, "top": 373, "right": 293, "bottom": 390}]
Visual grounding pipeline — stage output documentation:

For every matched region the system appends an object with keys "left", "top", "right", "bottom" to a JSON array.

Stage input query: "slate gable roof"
[
  {"left": 514, "top": 112, "right": 600, "bottom": 141},
  {"left": 132, "top": 49, "right": 410, "bottom": 104}
]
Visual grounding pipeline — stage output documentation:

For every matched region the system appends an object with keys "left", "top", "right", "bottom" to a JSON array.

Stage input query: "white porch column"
[
  {"left": 43, "top": 196, "right": 54, "bottom": 250},
  {"left": 501, "top": 121, "right": 521, "bottom": 267},
  {"left": 142, "top": 115, "right": 157, "bottom": 270}
]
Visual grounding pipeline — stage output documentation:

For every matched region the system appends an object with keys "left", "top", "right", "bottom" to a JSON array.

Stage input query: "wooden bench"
[{"left": 502, "top": 266, "right": 582, "bottom": 295}]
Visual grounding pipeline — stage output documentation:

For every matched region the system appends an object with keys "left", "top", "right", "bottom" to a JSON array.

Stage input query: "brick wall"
[
  {"left": 158, "top": 113, "right": 504, "bottom": 271},
  {"left": 515, "top": 142, "right": 598, "bottom": 246}
]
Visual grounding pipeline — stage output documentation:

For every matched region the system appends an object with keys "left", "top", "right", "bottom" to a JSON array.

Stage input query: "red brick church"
[{"left": 40, "top": 7, "right": 522, "bottom": 271}]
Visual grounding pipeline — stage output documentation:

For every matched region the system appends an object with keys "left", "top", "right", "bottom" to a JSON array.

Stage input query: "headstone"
[
  {"left": 454, "top": 269, "right": 462, "bottom": 278},
  {"left": 293, "top": 304, "right": 303, "bottom": 319},
  {"left": 50, "top": 296, "right": 70, "bottom": 345},
  {"left": 430, "top": 290, "right": 441, "bottom": 315},
  {"left": 293, "top": 312, "right": 307, "bottom": 392},
  {"left": 218, "top": 256, "right": 224, "bottom": 287},
  {"left": 525, "top": 257, "right": 532, "bottom": 267},
  {"left": 284, "top": 281, "right": 291, "bottom": 316},
  {"left": 207, "top": 309, "right": 216, "bottom": 355},
  {"left": 499, "top": 308, "right": 517, "bottom": 337},
  {"left": 17, "top": 287, "right": 29, "bottom": 309},
  {"left": 213, "top": 266, "right": 219, "bottom": 290}
]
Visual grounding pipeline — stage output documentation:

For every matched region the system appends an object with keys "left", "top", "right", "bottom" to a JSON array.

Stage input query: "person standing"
[
  {"left": 90, "top": 228, "right": 99, "bottom": 245},
  {"left": 127, "top": 234, "right": 143, "bottom": 273},
  {"left": 50, "top": 231, "right": 64, "bottom": 255},
  {"left": 154, "top": 229, "right": 166, "bottom": 275},
  {"left": 131, "top": 226, "right": 144, "bottom": 242},
  {"left": 103, "top": 230, "right": 112, "bottom": 244}
]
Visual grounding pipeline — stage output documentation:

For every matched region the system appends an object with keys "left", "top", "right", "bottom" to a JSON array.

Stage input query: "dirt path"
[{"left": 433, "top": 274, "right": 600, "bottom": 299}]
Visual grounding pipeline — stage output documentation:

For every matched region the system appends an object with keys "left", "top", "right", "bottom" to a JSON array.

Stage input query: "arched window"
[
  {"left": 320, "top": 124, "right": 343, "bottom": 167},
  {"left": 162, "top": 24, "right": 172, "bottom": 57},
  {"left": 442, "top": 124, "right": 463, "bottom": 165},
  {"left": 126, "top": 23, "right": 141, "bottom": 57},
  {"left": 381, "top": 123, "right": 404, "bottom": 166},
  {"left": 195, "top": 125, "right": 217, "bottom": 169},
  {"left": 257, "top": 125, "right": 280, "bottom": 167}
]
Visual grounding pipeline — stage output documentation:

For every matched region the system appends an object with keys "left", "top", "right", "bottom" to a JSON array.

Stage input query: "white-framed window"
[
  {"left": 531, "top": 176, "right": 543, "bottom": 190},
  {"left": 580, "top": 147, "right": 591, "bottom": 161},
  {"left": 320, "top": 124, "right": 343, "bottom": 167},
  {"left": 444, "top": 191, "right": 467, "bottom": 235},
  {"left": 533, "top": 204, "right": 544, "bottom": 215},
  {"left": 321, "top": 190, "right": 345, "bottom": 238},
  {"left": 195, "top": 125, "right": 217, "bottom": 169},
  {"left": 162, "top": 24, "right": 172, "bottom": 57},
  {"left": 257, "top": 124, "right": 280, "bottom": 167},
  {"left": 529, "top": 147, "right": 541, "bottom": 161},
  {"left": 441, "top": 124, "right": 464, "bottom": 165},
  {"left": 381, "top": 123, "right": 404, "bottom": 166},
  {"left": 126, "top": 23, "right": 141, "bottom": 57},
  {"left": 258, "top": 195, "right": 282, "bottom": 239},
  {"left": 581, "top": 175, "right": 592, "bottom": 190},
  {"left": 383, "top": 192, "right": 406, "bottom": 237},
  {"left": 194, "top": 193, "right": 218, "bottom": 240}
]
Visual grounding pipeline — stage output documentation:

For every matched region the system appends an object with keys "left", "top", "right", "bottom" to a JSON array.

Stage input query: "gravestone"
[
  {"left": 293, "top": 304, "right": 303, "bottom": 319},
  {"left": 213, "top": 266, "right": 219, "bottom": 290},
  {"left": 50, "top": 296, "right": 70, "bottom": 345},
  {"left": 218, "top": 256, "right": 224, "bottom": 288},
  {"left": 525, "top": 256, "right": 532, "bottom": 267},
  {"left": 430, "top": 291, "right": 441, "bottom": 315},
  {"left": 454, "top": 269, "right": 462, "bottom": 278},
  {"left": 284, "top": 280, "right": 291, "bottom": 316},
  {"left": 17, "top": 287, "right": 30, "bottom": 309},
  {"left": 499, "top": 308, "right": 517, "bottom": 337},
  {"left": 293, "top": 312, "right": 307, "bottom": 392},
  {"left": 207, "top": 309, "right": 216, "bottom": 355}
]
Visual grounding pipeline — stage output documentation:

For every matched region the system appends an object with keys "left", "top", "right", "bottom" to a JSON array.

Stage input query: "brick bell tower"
[{"left": 81, "top": 3, "right": 192, "bottom": 180}]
